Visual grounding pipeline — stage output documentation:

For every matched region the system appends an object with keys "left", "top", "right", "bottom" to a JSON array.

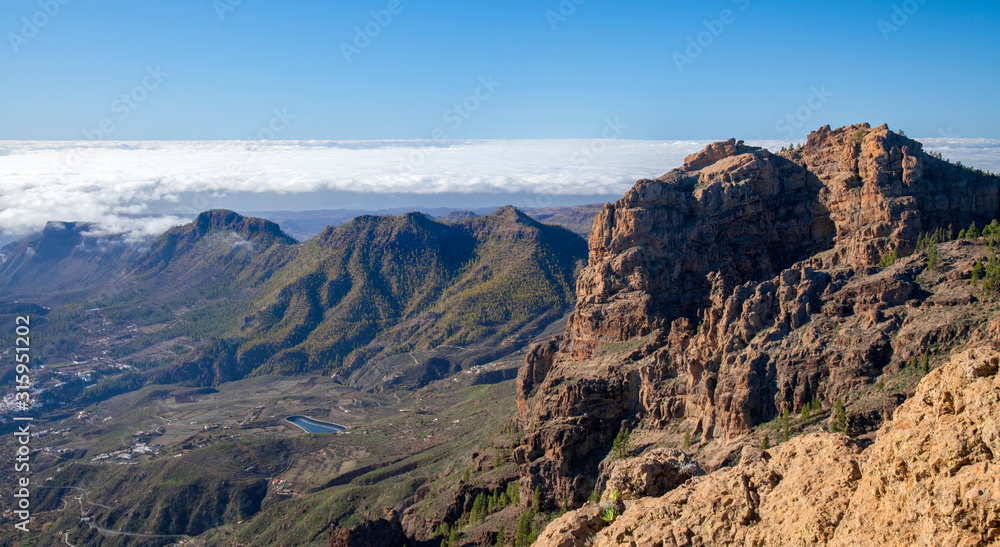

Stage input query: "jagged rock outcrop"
[
  {"left": 601, "top": 449, "right": 703, "bottom": 502},
  {"left": 536, "top": 347, "right": 1000, "bottom": 546},
  {"left": 831, "top": 347, "right": 1000, "bottom": 546},
  {"left": 792, "top": 124, "right": 1000, "bottom": 266},
  {"left": 534, "top": 504, "right": 609, "bottom": 547},
  {"left": 514, "top": 123, "right": 1000, "bottom": 509},
  {"left": 516, "top": 336, "right": 562, "bottom": 418},
  {"left": 565, "top": 137, "right": 830, "bottom": 359}
]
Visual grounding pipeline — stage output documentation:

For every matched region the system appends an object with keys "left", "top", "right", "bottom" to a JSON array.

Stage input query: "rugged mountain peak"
[
  {"left": 192, "top": 209, "right": 296, "bottom": 244},
  {"left": 315, "top": 210, "right": 461, "bottom": 250},
  {"left": 567, "top": 124, "right": 1000, "bottom": 358},
  {"left": 789, "top": 123, "right": 999, "bottom": 266},
  {"left": 130, "top": 210, "right": 296, "bottom": 281},
  {"left": 489, "top": 204, "right": 529, "bottom": 220},
  {"left": 32, "top": 221, "right": 101, "bottom": 259},
  {"left": 440, "top": 210, "right": 479, "bottom": 223},
  {"left": 571, "top": 138, "right": 826, "bottom": 359},
  {"left": 453, "top": 205, "right": 539, "bottom": 230},
  {"left": 42, "top": 220, "right": 96, "bottom": 233},
  {"left": 680, "top": 137, "right": 757, "bottom": 170},
  {"left": 513, "top": 123, "right": 1000, "bottom": 510}
]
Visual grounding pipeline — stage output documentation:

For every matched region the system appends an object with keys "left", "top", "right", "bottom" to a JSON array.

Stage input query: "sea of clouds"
[{"left": 0, "top": 138, "right": 997, "bottom": 239}]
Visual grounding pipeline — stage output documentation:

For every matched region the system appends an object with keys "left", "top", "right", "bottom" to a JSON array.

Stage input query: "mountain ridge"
[{"left": 213, "top": 205, "right": 586, "bottom": 388}]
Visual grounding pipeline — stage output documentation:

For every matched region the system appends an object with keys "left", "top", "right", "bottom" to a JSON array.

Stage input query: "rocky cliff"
[
  {"left": 536, "top": 346, "right": 1000, "bottom": 546},
  {"left": 513, "top": 123, "right": 1000, "bottom": 511}
]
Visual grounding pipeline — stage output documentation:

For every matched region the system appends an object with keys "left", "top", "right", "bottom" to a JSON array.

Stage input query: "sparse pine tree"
[
  {"left": 926, "top": 236, "right": 939, "bottom": 270},
  {"left": 495, "top": 525, "right": 505, "bottom": 547},
  {"left": 878, "top": 248, "right": 899, "bottom": 268},
  {"left": 973, "top": 260, "right": 983, "bottom": 286},
  {"left": 506, "top": 481, "right": 520, "bottom": 506},
  {"left": 782, "top": 407, "right": 791, "bottom": 442},
  {"left": 515, "top": 508, "right": 536, "bottom": 547},
  {"left": 611, "top": 427, "right": 631, "bottom": 459},
  {"left": 990, "top": 220, "right": 1000, "bottom": 240},
  {"left": 922, "top": 350, "right": 931, "bottom": 373},
  {"left": 470, "top": 493, "right": 488, "bottom": 524},
  {"left": 985, "top": 255, "right": 1000, "bottom": 295},
  {"left": 683, "top": 431, "right": 692, "bottom": 450},
  {"left": 761, "top": 435, "right": 771, "bottom": 450},
  {"left": 968, "top": 221, "right": 980, "bottom": 239},
  {"left": 832, "top": 398, "right": 848, "bottom": 434}
]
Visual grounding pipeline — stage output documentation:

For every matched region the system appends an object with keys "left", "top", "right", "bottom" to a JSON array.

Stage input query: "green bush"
[
  {"left": 831, "top": 398, "right": 848, "bottom": 434},
  {"left": 878, "top": 248, "right": 899, "bottom": 268}
]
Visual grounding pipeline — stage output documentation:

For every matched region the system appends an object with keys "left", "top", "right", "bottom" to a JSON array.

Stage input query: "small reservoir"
[{"left": 285, "top": 415, "right": 347, "bottom": 434}]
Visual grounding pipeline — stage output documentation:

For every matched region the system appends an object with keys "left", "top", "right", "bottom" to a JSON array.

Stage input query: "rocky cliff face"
[
  {"left": 514, "top": 123, "right": 1000, "bottom": 510},
  {"left": 792, "top": 124, "right": 999, "bottom": 267},
  {"left": 564, "top": 137, "right": 831, "bottom": 360},
  {"left": 536, "top": 347, "right": 1000, "bottom": 546}
]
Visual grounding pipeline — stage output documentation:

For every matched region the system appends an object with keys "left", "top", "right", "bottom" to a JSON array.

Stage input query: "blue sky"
[{"left": 2, "top": 0, "right": 998, "bottom": 141}]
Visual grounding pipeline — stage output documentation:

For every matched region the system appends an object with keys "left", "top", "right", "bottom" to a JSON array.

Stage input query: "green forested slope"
[{"left": 170, "top": 206, "right": 586, "bottom": 385}]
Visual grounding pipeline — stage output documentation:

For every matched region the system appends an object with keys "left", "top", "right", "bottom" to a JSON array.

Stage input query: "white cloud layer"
[{"left": 0, "top": 138, "right": 997, "bottom": 237}]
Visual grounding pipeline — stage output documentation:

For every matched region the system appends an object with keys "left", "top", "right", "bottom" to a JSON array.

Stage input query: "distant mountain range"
[{"left": 0, "top": 205, "right": 590, "bottom": 390}]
